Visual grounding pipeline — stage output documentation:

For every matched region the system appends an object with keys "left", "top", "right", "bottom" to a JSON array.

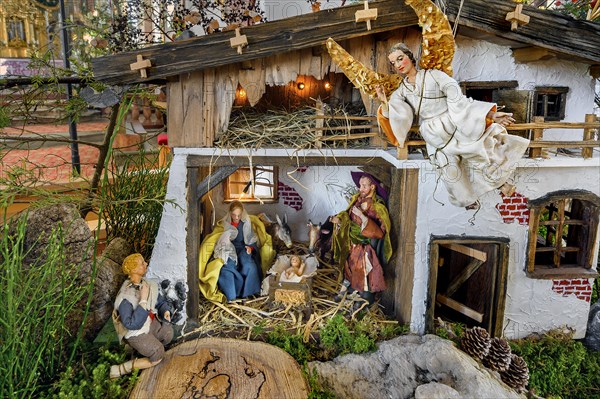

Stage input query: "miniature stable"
[{"left": 92, "top": 0, "right": 600, "bottom": 356}]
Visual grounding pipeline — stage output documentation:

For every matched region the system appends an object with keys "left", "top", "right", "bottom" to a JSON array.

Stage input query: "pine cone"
[
  {"left": 500, "top": 354, "right": 529, "bottom": 392},
  {"left": 483, "top": 337, "right": 512, "bottom": 372},
  {"left": 460, "top": 327, "right": 491, "bottom": 359}
]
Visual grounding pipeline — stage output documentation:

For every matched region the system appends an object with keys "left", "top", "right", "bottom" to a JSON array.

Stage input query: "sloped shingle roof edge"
[{"left": 91, "top": 0, "right": 600, "bottom": 85}]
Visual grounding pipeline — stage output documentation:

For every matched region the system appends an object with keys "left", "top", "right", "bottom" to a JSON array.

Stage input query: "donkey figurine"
[{"left": 258, "top": 213, "right": 293, "bottom": 250}]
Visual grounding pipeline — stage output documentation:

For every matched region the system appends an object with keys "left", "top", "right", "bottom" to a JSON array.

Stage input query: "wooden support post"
[
  {"left": 391, "top": 169, "right": 419, "bottom": 324},
  {"left": 230, "top": 28, "right": 248, "bottom": 55},
  {"left": 397, "top": 145, "right": 408, "bottom": 160},
  {"left": 529, "top": 116, "right": 545, "bottom": 158},
  {"left": 582, "top": 114, "right": 597, "bottom": 159},
  {"left": 129, "top": 54, "right": 152, "bottom": 78},
  {"left": 315, "top": 99, "right": 324, "bottom": 149},
  {"left": 505, "top": 4, "right": 530, "bottom": 32},
  {"left": 186, "top": 167, "right": 200, "bottom": 322},
  {"left": 526, "top": 208, "right": 539, "bottom": 273},
  {"left": 355, "top": 1, "right": 378, "bottom": 31}
]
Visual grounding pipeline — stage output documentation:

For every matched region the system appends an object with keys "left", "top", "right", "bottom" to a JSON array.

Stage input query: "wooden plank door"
[{"left": 427, "top": 238, "right": 509, "bottom": 337}]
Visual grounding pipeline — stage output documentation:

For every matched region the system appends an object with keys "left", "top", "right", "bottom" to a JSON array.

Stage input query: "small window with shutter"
[
  {"left": 224, "top": 166, "right": 278, "bottom": 203},
  {"left": 533, "top": 86, "right": 569, "bottom": 121},
  {"left": 527, "top": 191, "right": 600, "bottom": 279}
]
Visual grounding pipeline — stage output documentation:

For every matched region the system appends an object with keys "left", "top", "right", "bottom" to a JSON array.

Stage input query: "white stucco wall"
[
  {"left": 454, "top": 37, "right": 596, "bottom": 141},
  {"left": 210, "top": 165, "right": 357, "bottom": 242},
  {"left": 146, "top": 153, "right": 189, "bottom": 321},
  {"left": 409, "top": 157, "right": 600, "bottom": 339}
]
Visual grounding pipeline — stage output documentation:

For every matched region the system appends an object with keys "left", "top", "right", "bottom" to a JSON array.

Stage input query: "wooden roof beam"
[
  {"left": 444, "top": 0, "right": 600, "bottom": 65},
  {"left": 512, "top": 46, "right": 556, "bottom": 63},
  {"left": 91, "top": 0, "right": 600, "bottom": 85},
  {"left": 91, "top": 0, "right": 417, "bottom": 85}
]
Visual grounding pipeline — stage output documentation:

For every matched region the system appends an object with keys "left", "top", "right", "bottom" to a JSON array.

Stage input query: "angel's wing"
[
  {"left": 326, "top": 38, "right": 402, "bottom": 99},
  {"left": 406, "top": 0, "right": 455, "bottom": 76},
  {"left": 325, "top": 0, "right": 455, "bottom": 98}
]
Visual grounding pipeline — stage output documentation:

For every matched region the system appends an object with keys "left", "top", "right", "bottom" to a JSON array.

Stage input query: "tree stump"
[{"left": 130, "top": 338, "right": 309, "bottom": 399}]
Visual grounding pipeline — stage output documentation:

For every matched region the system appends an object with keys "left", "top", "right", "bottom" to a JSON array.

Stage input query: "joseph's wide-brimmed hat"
[{"left": 351, "top": 171, "right": 388, "bottom": 202}]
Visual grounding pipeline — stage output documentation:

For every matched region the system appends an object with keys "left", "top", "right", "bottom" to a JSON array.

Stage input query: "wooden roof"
[{"left": 91, "top": 0, "right": 600, "bottom": 85}]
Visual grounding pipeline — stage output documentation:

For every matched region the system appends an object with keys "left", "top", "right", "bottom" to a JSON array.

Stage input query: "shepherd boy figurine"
[{"left": 110, "top": 253, "right": 174, "bottom": 378}]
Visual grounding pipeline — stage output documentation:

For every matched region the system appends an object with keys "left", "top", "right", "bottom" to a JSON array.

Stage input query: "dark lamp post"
[{"left": 58, "top": 0, "right": 81, "bottom": 175}]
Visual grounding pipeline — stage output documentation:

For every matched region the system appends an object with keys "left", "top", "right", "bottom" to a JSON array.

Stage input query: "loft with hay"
[{"left": 92, "top": 0, "right": 600, "bottom": 340}]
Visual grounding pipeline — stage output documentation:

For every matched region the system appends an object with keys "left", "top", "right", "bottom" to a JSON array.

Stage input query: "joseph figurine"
[{"left": 331, "top": 172, "right": 392, "bottom": 302}]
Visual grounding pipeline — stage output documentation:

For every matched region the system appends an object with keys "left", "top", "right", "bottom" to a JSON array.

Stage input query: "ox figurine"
[
  {"left": 307, "top": 220, "right": 321, "bottom": 254},
  {"left": 307, "top": 218, "right": 334, "bottom": 261}
]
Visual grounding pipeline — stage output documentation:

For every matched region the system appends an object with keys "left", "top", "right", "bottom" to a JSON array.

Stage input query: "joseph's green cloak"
[{"left": 332, "top": 193, "right": 392, "bottom": 268}]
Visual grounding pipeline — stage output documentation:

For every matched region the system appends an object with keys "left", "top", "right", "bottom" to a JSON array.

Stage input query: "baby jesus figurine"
[{"left": 283, "top": 255, "right": 306, "bottom": 280}]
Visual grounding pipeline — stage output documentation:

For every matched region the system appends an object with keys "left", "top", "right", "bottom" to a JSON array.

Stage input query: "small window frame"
[
  {"left": 459, "top": 80, "right": 519, "bottom": 102},
  {"left": 527, "top": 190, "right": 600, "bottom": 279},
  {"left": 223, "top": 166, "right": 278, "bottom": 203},
  {"left": 533, "top": 86, "right": 569, "bottom": 121}
]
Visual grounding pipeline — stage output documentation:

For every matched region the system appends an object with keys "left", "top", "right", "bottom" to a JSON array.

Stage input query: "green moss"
[
  {"left": 320, "top": 314, "right": 376, "bottom": 357},
  {"left": 510, "top": 331, "right": 600, "bottom": 398},
  {"left": 435, "top": 327, "right": 450, "bottom": 340},
  {"left": 266, "top": 325, "right": 313, "bottom": 365},
  {"left": 352, "top": 333, "right": 376, "bottom": 354},
  {"left": 304, "top": 366, "right": 336, "bottom": 399},
  {"left": 320, "top": 314, "right": 355, "bottom": 355},
  {"left": 379, "top": 323, "right": 410, "bottom": 340}
]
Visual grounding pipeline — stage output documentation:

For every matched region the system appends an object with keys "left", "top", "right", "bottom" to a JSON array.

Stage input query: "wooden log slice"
[{"left": 130, "top": 338, "right": 309, "bottom": 399}]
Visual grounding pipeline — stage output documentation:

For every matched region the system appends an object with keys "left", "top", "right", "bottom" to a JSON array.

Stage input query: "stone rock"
[
  {"left": 308, "top": 334, "right": 524, "bottom": 399},
  {"left": 415, "top": 382, "right": 460, "bottom": 399},
  {"left": 101, "top": 237, "right": 133, "bottom": 266},
  {"left": 22, "top": 204, "right": 93, "bottom": 276},
  {"left": 584, "top": 301, "right": 600, "bottom": 351},
  {"left": 87, "top": 238, "right": 132, "bottom": 338},
  {"left": 12, "top": 204, "right": 95, "bottom": 338}
]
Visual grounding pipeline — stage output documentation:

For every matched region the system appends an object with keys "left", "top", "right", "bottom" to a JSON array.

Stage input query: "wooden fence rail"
[{"left": 310, "top": 113, "right": 600, "bottom": 160}]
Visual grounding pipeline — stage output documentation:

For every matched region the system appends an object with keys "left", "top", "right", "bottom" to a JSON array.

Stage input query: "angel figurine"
[{"left": 326, "top": 0, "right": 530, "bottom": 209}]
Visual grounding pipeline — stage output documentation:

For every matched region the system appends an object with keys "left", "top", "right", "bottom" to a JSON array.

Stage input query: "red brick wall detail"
[
  {"left": 278, "top": 182, "right": 303, "bottom": 211},
  {"left": 496, "top": 192, "right": 530, "bottom": 225},
  {"left": 552, "top": 279, "right": 593, "bottom": 302}
]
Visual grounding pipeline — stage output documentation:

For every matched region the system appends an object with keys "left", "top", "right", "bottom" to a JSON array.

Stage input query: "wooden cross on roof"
[
  {"left": 230, "top": 28, "right": 248, "bottom": 55},
  {"left": 355, "top": 1, "right": 378, "bottom": 31},
  {"left": 506, "top": 4, "right": 530, "bottom": 32},
  {"left": 130, "top": 54, "right": 152, "bottom": 78}
]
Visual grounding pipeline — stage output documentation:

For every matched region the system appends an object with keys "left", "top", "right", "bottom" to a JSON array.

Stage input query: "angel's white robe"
[{"left": 379, "top": 69, "right": 530, "bottom": 207}]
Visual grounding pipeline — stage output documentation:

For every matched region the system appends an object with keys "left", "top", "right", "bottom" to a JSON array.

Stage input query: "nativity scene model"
[{"left": 89, "top": 0, "right": 600, "bottom": 397}]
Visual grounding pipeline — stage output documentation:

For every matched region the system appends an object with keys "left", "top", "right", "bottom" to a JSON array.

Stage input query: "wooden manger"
[
  {"left": 265, "top": 254, "right": 319, "bottom": 315},
  {"left": 268, "top": 275, "right": 313, "bottom": 306}
]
